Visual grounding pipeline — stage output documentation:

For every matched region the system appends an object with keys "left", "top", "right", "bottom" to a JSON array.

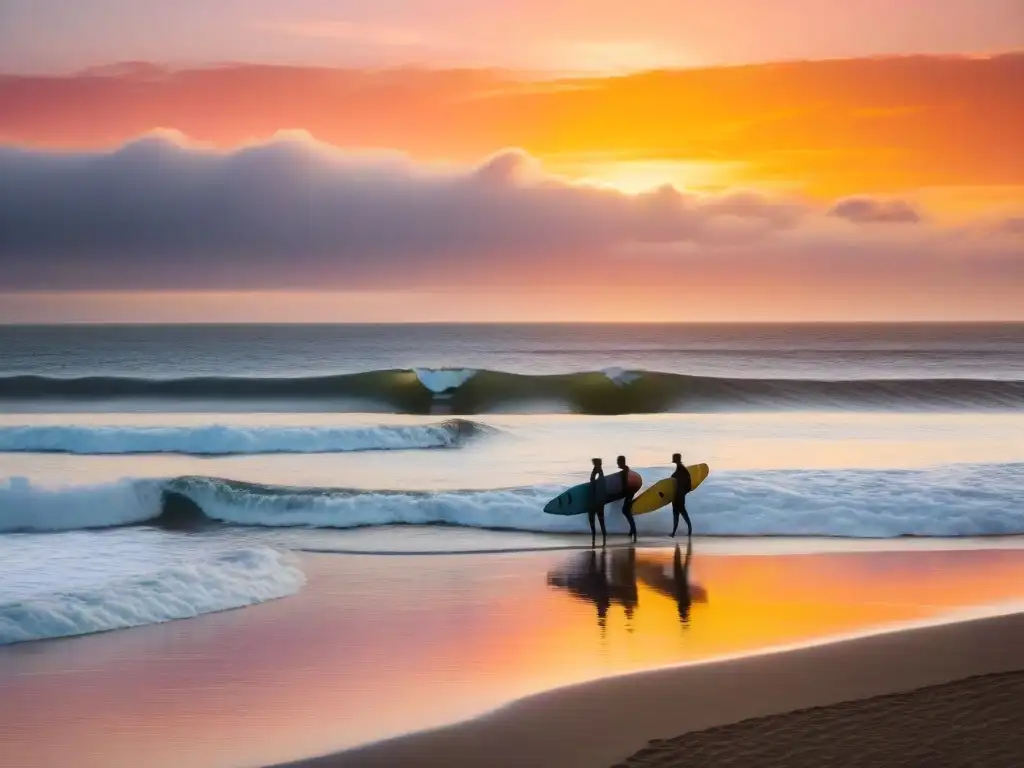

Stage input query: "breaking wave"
[
  {"left": 0, "top": 476, "right": 164, "bottom": 531},
  {"left": 3, "top": 463, "right": 1023, "bottom": 538},
  {"left": 0, "top": 532, "right": 305, "bottom": 645},
  {"left": 0, "top": 418, "right": 487, "bottom": 455},
  {"left": 1, "top": 369, "right": 1020, "bottom": 413}
]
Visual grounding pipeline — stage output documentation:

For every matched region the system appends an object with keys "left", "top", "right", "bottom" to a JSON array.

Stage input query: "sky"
[{"left": 0, "top": 0, "right": 1022, "bottom": 322}]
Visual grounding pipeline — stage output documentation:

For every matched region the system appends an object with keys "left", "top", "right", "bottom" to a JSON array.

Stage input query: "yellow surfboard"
[{"left": 631, "top": 464, "right": 710, "bottom": 516}]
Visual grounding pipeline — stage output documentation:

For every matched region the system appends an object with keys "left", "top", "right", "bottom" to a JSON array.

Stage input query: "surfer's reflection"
[
  {"left": 547, "top": 547, "right": 638, "bottom": 630},
  {"left": 547, "top": 543, "right": 707, "bottom": 630},
  {"left": 636, "top": 541, "right": 708, "bottom": 627}
]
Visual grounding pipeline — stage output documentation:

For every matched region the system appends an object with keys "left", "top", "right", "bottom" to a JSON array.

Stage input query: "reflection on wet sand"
[
  {"left": 547, "top": 543, "right": 707, "bottom": 631},
  {"left": 7, "top": 547, "right": 1024, "bottom": 768},
  {"left": 636, "top": 542, "right": 709, "bottom": 626}
]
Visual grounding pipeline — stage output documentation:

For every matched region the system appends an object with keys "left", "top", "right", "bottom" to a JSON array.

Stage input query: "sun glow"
[{"left": 572, "top": 160, "right": 740, "bottom": 194}]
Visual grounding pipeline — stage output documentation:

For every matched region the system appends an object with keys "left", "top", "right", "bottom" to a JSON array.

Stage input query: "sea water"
[{"left": 1, "top": 322, "right": 1023, "bottom": 644}]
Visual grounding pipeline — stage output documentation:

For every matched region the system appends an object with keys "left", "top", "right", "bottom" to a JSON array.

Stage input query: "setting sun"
[{"left": 567, "top": 159, "right": 739, "bottom": 194}]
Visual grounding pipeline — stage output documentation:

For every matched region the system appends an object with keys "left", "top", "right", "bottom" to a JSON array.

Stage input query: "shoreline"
[
  {"left": 279, "top": 609, "right": 1024, "bottom": 768},
  {"left": 8, "top": 545, "right": 1024, "bottom": 768},
  {"left": 292, "top": 532, "right": 1024, "bottom": 557}
]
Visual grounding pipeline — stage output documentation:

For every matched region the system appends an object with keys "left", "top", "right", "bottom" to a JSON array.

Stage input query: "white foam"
[
  {"left": 171, "top": 462, "right": 1024, "bottom": 538},
  {"left": 0, "top": 476, "right": 163, "bottom": 532},
  {"left": 3, "top": 463, "right": 1022, "bottom": 538},
  {"left": 414, "top": 368, "right": 477, "bottom": 394},
  {"left": 0, "top": 422, "right": 471, "bottom": 455},
  {"left": 602, "top": 367, "right": 642, "bottom": 386},
  {"left": 0, "top": 531, "right": 305, "bottom": 645},
  {"left": 183, "top": 480, "right": 567, "bottom": 531}
]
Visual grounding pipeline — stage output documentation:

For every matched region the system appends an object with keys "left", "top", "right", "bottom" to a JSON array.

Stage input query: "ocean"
[{"left": 2, "top": 322, "right": 1024, "bottom": 646}]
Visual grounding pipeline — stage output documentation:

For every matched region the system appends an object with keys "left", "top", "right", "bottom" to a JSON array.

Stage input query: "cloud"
[
  {"left": 0, "top": 133, "right": 1021, "bottom": 301},
  {"left": 828, "top": 196, "right": 922, "bottom": 224},
  {"left": 0, "top": 132, "right": 809, "bottom": 289}
]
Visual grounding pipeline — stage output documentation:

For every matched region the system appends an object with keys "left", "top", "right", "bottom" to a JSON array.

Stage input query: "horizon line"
[{"left": 3, "top": 320, "right": 1022, "bottom": 328}]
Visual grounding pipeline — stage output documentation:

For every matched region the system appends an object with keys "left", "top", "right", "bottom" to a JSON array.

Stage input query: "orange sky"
[
  {"left": 2, "top": 54, "right": 1023, "bottom": 201},
  {"left": 0, "top": 53, "right": 1021, "bottom": 321}
]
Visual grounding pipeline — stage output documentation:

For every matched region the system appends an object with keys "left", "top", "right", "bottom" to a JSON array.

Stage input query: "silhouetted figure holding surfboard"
[
  {"left": 616, "top": 455, "right": 638, "bottom": 543},
  {"left": 671, "top": 453, "right": 693, "bottom": 537},
  {"left": 589, "top": 457, "right": 607, "bottom": 547}
]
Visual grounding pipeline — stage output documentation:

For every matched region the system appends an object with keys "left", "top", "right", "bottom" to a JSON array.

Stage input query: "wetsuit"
[
  {"left": 619, "top": 465, "right": 638, "bottom": 542},
  {"left": 589, "top": 465, "right": 607, "bottom": 547},
  {"left": 671, "top": 461, "right": 692, "bottom": 537}
]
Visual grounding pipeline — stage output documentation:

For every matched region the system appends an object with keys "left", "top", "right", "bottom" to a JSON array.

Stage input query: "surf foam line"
[
  {"left": 0, "top": 419, "right": 488, "bottom": 455},
  {"left": 0, "top": 533, "right": 306, "bottom": 645},
  {"left": 2, "top": 371, "right": 1022, "bottom": 414},
  {"left": 3, "top": 463, "right": 1023, "bottom": 537}
]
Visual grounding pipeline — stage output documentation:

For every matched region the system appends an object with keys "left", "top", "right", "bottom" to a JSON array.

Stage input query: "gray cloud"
[
  {"left": 0, "top": 132, "right": 807, "bottom": 289},
  {"left": 0, "top": 133, "right": 1020, "bottom": 296},
  {"left": 828, "top": 196, "right": 922, "bottom": 224}
]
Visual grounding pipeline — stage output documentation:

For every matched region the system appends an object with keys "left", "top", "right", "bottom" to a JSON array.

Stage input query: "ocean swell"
[
  {"left": 1, "top": 370, "right": 1020, "bottom": 413},
  {"left": 3, "top": 463, "right": 1023, "bottom": 538}
]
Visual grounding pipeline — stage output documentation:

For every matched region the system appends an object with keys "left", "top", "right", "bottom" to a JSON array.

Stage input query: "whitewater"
[
  {"left": 3, "top": 462, "right": 1023, "bottom": 538},
  {"left": 0, "top": 529, "right": 305, "bottom": 645},
  {"left": 5, "top": 451, "right": 1023, "bottom": 645}
]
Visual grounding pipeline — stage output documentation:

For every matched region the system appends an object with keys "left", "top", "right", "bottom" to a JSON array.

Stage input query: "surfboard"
[
  {"left": 631, "top": 464, "right": 710, "bottom": 516},
  {"left": 544, "top": 470, "right": 643, "bottom": 516}
]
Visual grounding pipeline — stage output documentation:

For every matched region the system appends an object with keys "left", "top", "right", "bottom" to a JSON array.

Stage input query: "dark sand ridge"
[
  {"left": 275, "top": 610, "right": 1024, "bottom": 768},
  {"left": 618, "top": 670, "right": 1024, "bottom": 767}
]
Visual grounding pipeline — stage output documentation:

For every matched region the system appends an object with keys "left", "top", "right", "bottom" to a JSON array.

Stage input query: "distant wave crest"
[{"left": 2, "top": 369, "right": 1022, "bottom": 413}]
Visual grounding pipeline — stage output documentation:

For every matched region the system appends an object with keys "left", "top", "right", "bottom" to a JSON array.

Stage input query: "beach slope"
[{"left": 278, "top": 611, "right": 1024, "bottom": 768}]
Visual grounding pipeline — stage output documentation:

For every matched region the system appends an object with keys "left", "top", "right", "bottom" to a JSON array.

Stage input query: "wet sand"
[
  {"left": 287, "top": 610, "right": 1024, "bottom": 768},
  {"left": 7, "top": 545, "right": 1024, "bottom": 768}
]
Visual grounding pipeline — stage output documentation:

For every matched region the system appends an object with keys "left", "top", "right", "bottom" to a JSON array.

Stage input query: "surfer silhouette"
[
  {"left": 670, "top": 452, "right": 692, "bottom": 537},
  {"left": 589, "top": 457, "right": 607, "bottom": 547},
  {"left": 616, "top": 455, "right": 638, "bottom": 543}
]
